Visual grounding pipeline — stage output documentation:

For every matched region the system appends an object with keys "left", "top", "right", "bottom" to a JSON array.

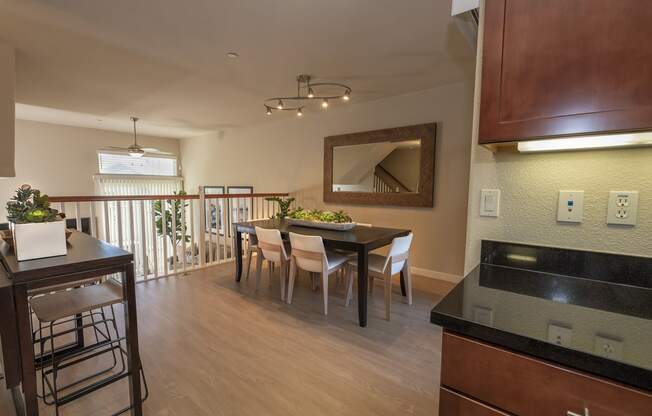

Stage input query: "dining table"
[
  {"left": 0, "top": 231, "right": 143, "bottom": 416},
  {"left": 232, "top": 218, "right": 411, "bottom": 327}
]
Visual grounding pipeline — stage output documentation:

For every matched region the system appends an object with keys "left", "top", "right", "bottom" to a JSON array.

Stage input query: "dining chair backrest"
[
  {"left": 289, "top": 232, "right": 326, "bottom": 273},
  {"left": 255, "top": 226, "right": 288, "bottom": 263},
  {"left": 384, "top": 233, "right": 413, "bottom": 275}
]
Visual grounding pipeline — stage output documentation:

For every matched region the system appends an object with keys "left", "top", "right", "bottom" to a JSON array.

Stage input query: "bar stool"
[
  {"left": 347, "top": 233, "right": 413, "bottom": 320},
  {"left": 30, "top": 279, "right": 148, "bottom": 415},
  {"left": 287, "top": 232, "right": 351, "bottom": 315},
  {"left": 254, "top": 226, "right": 291, "bottom": 300}
]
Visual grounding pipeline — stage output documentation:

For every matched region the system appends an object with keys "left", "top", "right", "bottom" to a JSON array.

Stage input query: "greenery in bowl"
[
  {"left": 6, "top": 184, "right": 62, "bottom": 224},
  {"left": 288, "top": 207, "right": 352, "bottom": 224}
]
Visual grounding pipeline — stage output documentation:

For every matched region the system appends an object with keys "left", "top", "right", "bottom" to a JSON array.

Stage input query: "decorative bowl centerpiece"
[
  {"left": 6, "top": 184, "right": 67, "bottom": 261},
  {"left": 286, "top": 207, "right": 355, "bottom": 231}
]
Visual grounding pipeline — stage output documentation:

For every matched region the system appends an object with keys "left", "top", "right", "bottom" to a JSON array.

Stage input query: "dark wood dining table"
[
  {"left": 233, "top": 218, "right": 411, "bottom": 327},
  {"left": 0, "top": 231, "right": 143, "bottom": 416}
]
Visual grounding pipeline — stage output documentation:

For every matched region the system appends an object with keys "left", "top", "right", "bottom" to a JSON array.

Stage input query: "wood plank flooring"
[{"left": 2, "top": 262, "right": 453, "bottom": 415}]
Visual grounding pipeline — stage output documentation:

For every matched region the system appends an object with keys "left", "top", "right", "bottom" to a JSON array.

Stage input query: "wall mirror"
[{"left": 324, "top": 123, "right": 436, "bottom": 207}]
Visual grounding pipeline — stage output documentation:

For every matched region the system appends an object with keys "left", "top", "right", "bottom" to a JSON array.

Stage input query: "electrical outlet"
[
  {"left": 607, "top": 191, "right": 639, "bottom": 226},
  {"left": 547, "top": 324, "right": 572, "bottom": 347},
  {"left": 594, "top": 335, "right": 624, "bottom": 360}
]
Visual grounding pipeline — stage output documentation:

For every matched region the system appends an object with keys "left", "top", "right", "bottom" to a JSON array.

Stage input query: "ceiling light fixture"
[
  {"left": 226, "top": 52, "right": 239, "bottom": 59},
  {"left": 517, "top": 132, "right": 652, "bottom": 153},
  {"left": 264, "top": 74, "right": 351, "bottom": 116}
]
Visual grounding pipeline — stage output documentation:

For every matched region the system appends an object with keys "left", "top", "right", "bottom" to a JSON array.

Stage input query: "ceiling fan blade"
[{"left": 141, "top": 148, "right": 173, "bottom": 155}]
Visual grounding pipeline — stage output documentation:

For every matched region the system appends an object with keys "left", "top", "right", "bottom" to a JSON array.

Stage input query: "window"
[
  {"left": 227, "top": 186, "right": 253, "bottom": 228},
  {"left": 204, "top": 186, "right": 225, "bottom": 234},
  {"left": 98, "top": 151, "right": 178, "bottom": 176}
]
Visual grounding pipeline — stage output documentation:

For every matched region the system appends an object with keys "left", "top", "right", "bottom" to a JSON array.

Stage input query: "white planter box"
[{"left": 10, "top": 220, "right": 67, "bottom": 261}]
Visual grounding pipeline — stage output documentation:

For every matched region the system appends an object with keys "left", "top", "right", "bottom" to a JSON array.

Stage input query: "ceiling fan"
[{"left": 106, "top": 117, "right": 173, "bottom": 158}]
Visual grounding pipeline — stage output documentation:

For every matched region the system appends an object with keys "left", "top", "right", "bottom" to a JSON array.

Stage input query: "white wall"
[
  {"left": 464, "top": 2, "right": 652, "bottom": 274},
  {"left": 1, "top": 119, "right": 181, "bottom": 218},
  {"left": 0, "top": 43, "right": 15, "bottom": 177},
  {"left": 182, "top": 81, "right": 475, "bottom": 279}
]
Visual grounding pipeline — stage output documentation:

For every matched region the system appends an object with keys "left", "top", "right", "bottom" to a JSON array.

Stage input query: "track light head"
[{"left": 321, "top": 99, "right": 329, "bottom": 108}]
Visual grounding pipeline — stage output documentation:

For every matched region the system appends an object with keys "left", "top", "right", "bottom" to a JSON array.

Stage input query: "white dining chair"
[
  {"left": 347, "top": 233, "right": 413, "bottom": 321},
  {"left": 287, "top": 232, "right": 351, "bottom": 315},
  {"left": 255, "top": 226, "right": 291, "bottom": 301}
]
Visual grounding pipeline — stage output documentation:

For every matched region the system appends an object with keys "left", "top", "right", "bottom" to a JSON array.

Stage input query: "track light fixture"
[{"left": 264, "top": 74, "right": 351, "bottom": 116}]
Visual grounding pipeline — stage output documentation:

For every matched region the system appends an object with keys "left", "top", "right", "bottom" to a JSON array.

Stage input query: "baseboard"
[{"left": 410, "top": 266, "right": 462, "bottom": 283}]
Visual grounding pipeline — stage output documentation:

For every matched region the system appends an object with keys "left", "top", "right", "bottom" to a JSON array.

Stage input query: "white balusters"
[
  {"left": 89, "top": 201, "right": 97, "bottom": 238},
  {"left": 75, "top": 202, "right": 82, "bottom": 232},
  {"left": 150, "top": 200, "right": 158, "bottom": 278},
  {"left": 139, "top": 200, "right": 148, "bottom": 279},
  {"left": 171, "top": 199, "right": 178, "bottom": 274},
  {"left": 180, "top": 197, "right": 187, "bottom": 271},
  {"left": 161, "top": 200, "right": 169, "bottom": 277},
  {"left": 103, "top": 200, "right": 110, "bottom": 243},
  {"left": 116, "top": 201, "right": 124, "bottom": 249},
  {"left": 189, "top": 199, "right": 195, "bottom": 268}
]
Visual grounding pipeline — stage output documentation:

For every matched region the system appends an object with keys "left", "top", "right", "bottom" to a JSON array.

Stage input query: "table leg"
[
  {"left": 14, "top": 285, "right": 38, "bottom": 416},
  {"left": 235, "top": 230, "right": 243, "bottom": 282},
  {"left": 123, "top": 264, "right": 143, "bottom": 415},
  {"left": 357, "top": 248, "right": 368, "bottom": 327},
  {"left": 400, "top": 271, "right": 407, "bottom": 297}
]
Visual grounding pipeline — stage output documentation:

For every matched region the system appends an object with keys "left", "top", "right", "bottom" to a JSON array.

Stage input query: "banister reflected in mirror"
[{"left": 324, "top": 123, "right": 436, "bottom": 207}]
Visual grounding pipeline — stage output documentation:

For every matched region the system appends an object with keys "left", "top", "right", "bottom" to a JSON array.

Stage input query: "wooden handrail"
[{"left": 48, "top": 192, "right": 289, "bottom": 203}]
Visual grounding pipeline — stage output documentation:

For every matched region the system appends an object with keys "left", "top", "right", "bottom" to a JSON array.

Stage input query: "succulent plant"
[
  {"left": 265, "top": 196, "right": 295, "bottom": 219},
  {"left": 6, "top": 184, "right": 62, "bottom": 224}
]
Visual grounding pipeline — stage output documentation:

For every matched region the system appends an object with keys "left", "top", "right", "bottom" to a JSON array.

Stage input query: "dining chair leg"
[
  {"left": 268, "top": 260, "right": 273, "bottom": 287},
  {"left": 369, "top": 275, "right": 375, "bottom": 294},
  {"left": 322, "top": 266, "right": 329, "bottom": 316},
  {"left": 310, "top": 272, "right": 318, "bottom": 291},
  {"left": 345, "top": 266, "right": 354, "bottom": 307},
  {"left": 287, "top": 257, "right": 297, "bottom": 304},
  {"left": 384, "top": 271, "right": 392, "bottom": 321},
  {"left": 279, "top": 261, "right": 287, "bottom": 302},
  {"left": 245, "top": 247, "right": 253, "bottom": 280},
  {"left": 404, "top": 259, "right": 413, "bottom": 306},
  {"left": 254, "top": 250, "right": 263, "bottom": 291}
]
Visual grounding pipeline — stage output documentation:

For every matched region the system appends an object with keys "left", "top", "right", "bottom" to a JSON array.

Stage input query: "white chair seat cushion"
[
  {"left": 348, "top": 253, "right": 387, "bottom": 274},
  {"left": 325, "top": 250, "right": 349, "bottom": 271}
]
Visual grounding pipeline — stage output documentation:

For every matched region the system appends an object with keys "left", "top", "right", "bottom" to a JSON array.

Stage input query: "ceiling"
[{"left": 0, "top": 0, "right": 476, "bottom": 138}]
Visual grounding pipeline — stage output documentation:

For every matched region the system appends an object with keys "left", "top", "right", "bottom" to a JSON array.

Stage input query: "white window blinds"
[{"left": 97, "top": 152, "right": 178, "bottom": 176}]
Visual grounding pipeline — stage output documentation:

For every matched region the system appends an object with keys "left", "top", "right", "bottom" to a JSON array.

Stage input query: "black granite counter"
[{"left": 431, "top": 241, "right": 652, "bottom": 392}]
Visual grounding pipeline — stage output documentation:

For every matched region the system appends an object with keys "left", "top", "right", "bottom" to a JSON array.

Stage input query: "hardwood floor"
[{"left": 2, "top": 262, "right": 454, "bottom": 415}]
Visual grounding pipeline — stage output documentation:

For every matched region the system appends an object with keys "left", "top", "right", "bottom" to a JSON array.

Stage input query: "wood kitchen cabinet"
[
  {"left": 439, "top": 332, "right": 652, "bottom": 416},
  {"left": 479, "top": 0, "right": 652, "bottom": 144}
]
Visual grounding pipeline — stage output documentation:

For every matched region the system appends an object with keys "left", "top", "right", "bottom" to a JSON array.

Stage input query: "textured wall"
[{"left": 464, "top": 2, "right": 652, "bottom": 273}]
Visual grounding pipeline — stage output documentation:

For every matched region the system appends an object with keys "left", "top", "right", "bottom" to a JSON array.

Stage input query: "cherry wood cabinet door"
[
  {"left": 441, "top": 332, "right": 652, "bottom": 416},
  {"left": 479, "top": 0, "right": 652, "bottom": 144},
  {"left": 439, "top": 387, "right": 508, "bottom": 416}
]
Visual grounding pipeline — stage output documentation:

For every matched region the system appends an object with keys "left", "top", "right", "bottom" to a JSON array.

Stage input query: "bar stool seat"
[{"left": 31, "top": 282, "right": 122, "bottom": 323}]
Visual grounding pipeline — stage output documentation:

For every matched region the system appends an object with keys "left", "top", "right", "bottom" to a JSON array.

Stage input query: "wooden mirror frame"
[{"left": 323, "top": 123, "right": 436, "bottom": 207}]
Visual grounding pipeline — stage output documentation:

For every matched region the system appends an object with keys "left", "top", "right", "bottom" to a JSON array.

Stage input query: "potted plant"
[
  {"left": 265, "top": 196, "right": 295, "bottom": 219},
  {"left": 153, "top": 191, "right": 192, "bottom": 265},
  {"left": 6, "top": 184, "right": 67, "bottom": 261}
]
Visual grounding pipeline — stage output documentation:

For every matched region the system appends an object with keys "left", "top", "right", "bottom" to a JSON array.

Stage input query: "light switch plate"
[
  {"left": 480, "top": 189, "right": 500, "bottom": 217},
  {"left": 607, "top": 191, "right": 639, "bottom": 226},
  {"left": 557, "top": 190, "right": 584, "bottom": 223}
]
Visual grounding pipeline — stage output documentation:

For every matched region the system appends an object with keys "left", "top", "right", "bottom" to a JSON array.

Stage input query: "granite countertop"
[{"left": 431, "top": 241, "right": 652, "bottom": 392}]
